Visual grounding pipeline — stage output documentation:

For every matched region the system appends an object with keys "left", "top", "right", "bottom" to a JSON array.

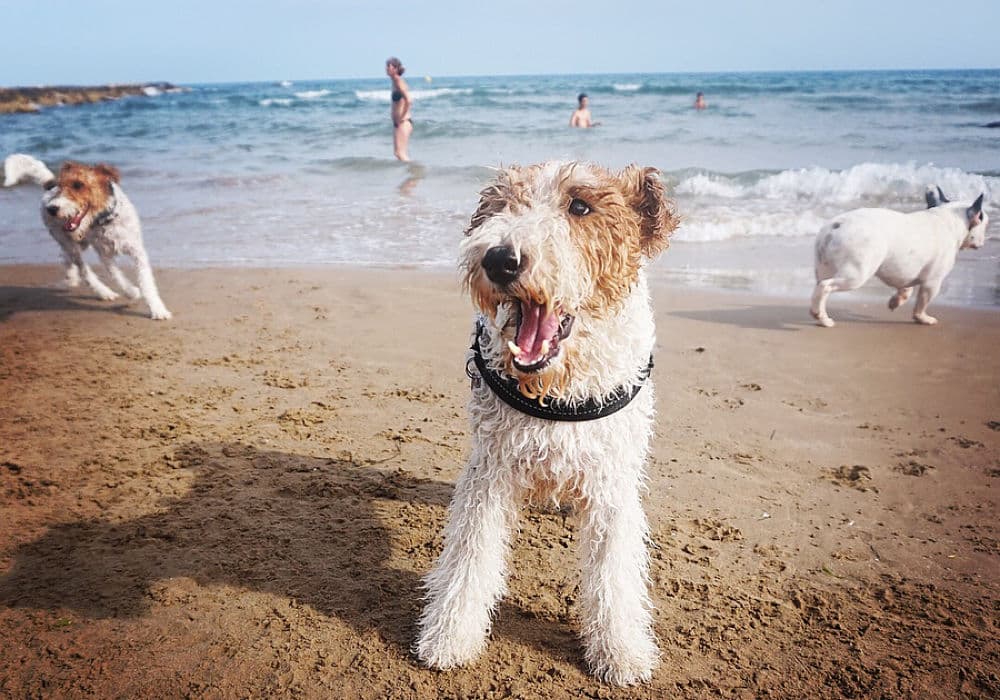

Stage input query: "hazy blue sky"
[{"left": 3, "top": 0, "right": 997, "bottom": 85}]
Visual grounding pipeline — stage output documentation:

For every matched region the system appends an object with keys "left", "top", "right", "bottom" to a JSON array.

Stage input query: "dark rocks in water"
[
  {"left": 0, "top": 83, "right": 180, "bottom": 114},
  {"left": 984, "top": 121, "right": 1000, "bottom": 128}
]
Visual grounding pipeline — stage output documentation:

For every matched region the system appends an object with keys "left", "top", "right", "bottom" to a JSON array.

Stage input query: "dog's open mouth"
[
  {"left": 62, "top": 207, "right": 89, "bottom": 233},
  {"left": 507, "top": 299, "right": 574, "bottom": 372}
]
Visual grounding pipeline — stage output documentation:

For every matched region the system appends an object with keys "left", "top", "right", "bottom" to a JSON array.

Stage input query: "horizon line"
[{"left": 3, "top": 65, "right": 999, "bottom": 90}]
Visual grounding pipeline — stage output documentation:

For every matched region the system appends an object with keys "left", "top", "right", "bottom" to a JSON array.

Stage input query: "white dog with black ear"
[
  {"left": 3, "top": 153, "right": 171, "bottom": 320},
  {"left": 810, "top": 189, "right": 988, "bottom": 327},
  {"left": 416, "top": 162, "right": 677, "bottom": 686}
]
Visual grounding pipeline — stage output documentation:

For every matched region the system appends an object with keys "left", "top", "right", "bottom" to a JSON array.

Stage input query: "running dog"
[
  {"left": 3, "top": 153, "right": 171, "bottom": 319},
  {"left": 811, "top": 188, "right": 988, "bottom": 327},
  {"left": 416, "top": 162, "right": 677, "bottom": 685}
]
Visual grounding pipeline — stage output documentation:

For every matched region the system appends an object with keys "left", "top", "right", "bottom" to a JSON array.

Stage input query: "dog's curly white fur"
[
  {"left": 3, "top": 153, "right": 171, "bottom": 320},
  {"left": 810, "top": 188, "right": 988, "bottom": 327},
  {"left": 416, "top": 161, "right": 677, "bottom": 685}
]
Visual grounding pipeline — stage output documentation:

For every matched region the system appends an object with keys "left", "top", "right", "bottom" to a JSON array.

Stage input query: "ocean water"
[{"left": 1, "top": 70, "right": 998, "bottom": 306}]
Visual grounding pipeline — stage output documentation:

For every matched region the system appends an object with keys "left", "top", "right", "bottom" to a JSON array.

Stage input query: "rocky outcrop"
[{"left": 0, "top": 83, "right": 179, "bottom": 114}]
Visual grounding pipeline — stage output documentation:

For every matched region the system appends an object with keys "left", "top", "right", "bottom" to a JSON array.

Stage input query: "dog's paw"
[
  {"left": 889, "top": 290, "right": 913, "bottom": 311},
  {"left": 585, "top": 636, "right": 658, "bottom": 686},
  {"left": 122, "top": 285, "right": 142, "bottom": 300},
  {"left": 149, "top": 307, "right": 173, "bottom": 321},
  {"left": 913, "top": 314, "right": 937, "bottom": 326},
  {"left": 415, "top": 627, "right": 486, "bottom": 670},
  {"left": 810, "top": 309, "right": 835, "bottom": 327},
  {"left": 95, "top": 289, "right": 120, "bottom": 301}
]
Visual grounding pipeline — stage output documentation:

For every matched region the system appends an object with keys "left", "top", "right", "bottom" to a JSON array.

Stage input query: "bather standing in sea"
[{"left": 386, "top": 57, "right": 412, "bottom": 162}]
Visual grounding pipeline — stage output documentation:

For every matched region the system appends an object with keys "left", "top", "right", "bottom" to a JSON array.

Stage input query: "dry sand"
[{"left": 1, "top": 264, "right": 998, "bottom": 699}]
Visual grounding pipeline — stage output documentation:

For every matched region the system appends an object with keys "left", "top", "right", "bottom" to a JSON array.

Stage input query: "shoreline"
[{"left": 3, "top": 259, "right": 998, "bottom": 313}]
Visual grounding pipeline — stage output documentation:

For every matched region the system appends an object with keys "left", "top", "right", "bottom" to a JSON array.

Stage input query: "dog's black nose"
[
  {"left": 45, "top": 205, "right": 59, "bottom": 216},
  {"left": 481, "top": 245, "right": 521, "bottom": 285}
]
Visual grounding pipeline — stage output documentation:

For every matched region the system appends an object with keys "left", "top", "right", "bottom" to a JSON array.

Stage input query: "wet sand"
[{"left": 1, "top": 265, "right": 998, "bottom": 698}]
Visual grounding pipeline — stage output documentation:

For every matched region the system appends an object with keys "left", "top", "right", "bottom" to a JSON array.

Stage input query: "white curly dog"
[
  {"left": 416, "top": 161, "right": 677, "bottom": 685},
  {"left": 811, "top": 187, "right": 988, "bottom": 327},
  {"left": 3, "top": 153, "right": 171, "bottom": 320}
]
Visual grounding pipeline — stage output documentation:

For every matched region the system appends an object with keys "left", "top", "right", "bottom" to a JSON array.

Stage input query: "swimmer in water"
[
  {"left": 570, "top": 93, "right": 599, "bottom": 128},
  {"left": 694, "top": 91, "right": 707, "bottom": 110},
  {"left": 386, "top": 57, "right": 412, "bottom": 161}
]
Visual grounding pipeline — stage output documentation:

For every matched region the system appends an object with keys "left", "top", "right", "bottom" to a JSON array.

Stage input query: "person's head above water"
[
  {"left": 386, "top": 57, "right": 405, "bottom": 77},
  {"left": 578, "top": 93, "right": 588, "bottom": 107}
]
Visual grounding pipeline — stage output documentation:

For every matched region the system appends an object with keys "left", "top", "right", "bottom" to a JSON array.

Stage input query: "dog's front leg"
[
  {"left": 416, "top": 451, "right": 518, "bottom": 670},
  {"left": 59, "top": 249, "right": 82, "bottom": 288},
  {"left": 129, "top": 249, "right": 172, "bottom": 320},
  {"left": 63, "top": 245, "right": 119, "bottom": 301},
  {"left": 99, "top": 253, "right": 141, "bottom": 300},
  {"left": 578, "top": 469, "right": 658, "bottom": 685},
  {"left": 50, "top": 237, "right": 83, "bottom": 288}
]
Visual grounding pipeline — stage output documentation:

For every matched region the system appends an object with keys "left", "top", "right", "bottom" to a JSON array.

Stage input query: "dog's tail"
[{"left": 3, "top": 153, "right": 55, "bottom": 188}]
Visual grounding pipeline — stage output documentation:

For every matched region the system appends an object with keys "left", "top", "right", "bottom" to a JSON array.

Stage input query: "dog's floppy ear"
[
  {"left": 624, "top": 166, "right": 678, "bottom": 258},
  {"left": 937, "top": 186, "right": 949, "bottom": 204},
  {"left": 925, "top": 186, "right": 941, "bottom": 208},
  {"left": 465, "top": 166, "right": 522, "bottom": 236},
  {"left": 966, "top": 193, "right": 985, "bottom": 228},
  {"left": 94, "top": 163, "right": 121, "bottom": 184}
]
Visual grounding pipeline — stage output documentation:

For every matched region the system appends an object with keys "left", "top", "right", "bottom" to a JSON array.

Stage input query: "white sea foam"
[
  {"left": 675, "top": 162, "right": 993, "bottom": 204},
  {"left": 279, "top": 80, "right": 293, "bottom": 87},
  {"left": 354, "top": 87, "right": 473, "bottom": 102},
  {"left": 294, "top": 89, "right": 330, "bottom": 100},
  {"left": 674, "top": 210, "right": 830, "bottom": 242},
  {"left": 142, "top": 86, "right": 162, "bottom": 97},
  {"left": 260, "top": 98, "right": 293, "bottom": 107},
  {"left": 613, "top": 83, "right": 641, "bottom": 91},
  {"left": 672, "top": 162, "right": 997, "bottom": 243}
]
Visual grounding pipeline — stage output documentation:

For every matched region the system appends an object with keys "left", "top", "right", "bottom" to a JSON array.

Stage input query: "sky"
[{"left": 2, "top": 0, "right": 998, "bottom": 86}]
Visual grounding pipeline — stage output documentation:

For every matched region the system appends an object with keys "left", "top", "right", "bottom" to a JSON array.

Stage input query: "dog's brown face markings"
[
  {"left": 45, "top": 161, "right": 120, "bottom": 241},
  {"left": 463, "top": 162, "right": 677, "bottom": 401},
  {"left": 563, "top": 165, "right": 676, "bottom": 313}
]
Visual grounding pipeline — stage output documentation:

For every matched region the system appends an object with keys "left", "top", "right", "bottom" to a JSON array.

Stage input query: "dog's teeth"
[
  {"left": 507, "top": 341, "right": 522, "bottom": 356},
  {"left": 541, "top": 339, "right": 550, "bottom": 355}
]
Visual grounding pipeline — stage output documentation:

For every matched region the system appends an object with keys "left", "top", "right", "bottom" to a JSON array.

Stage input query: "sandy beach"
[{"left": 1, "top": 264, "right": 998, "bottom": 698}]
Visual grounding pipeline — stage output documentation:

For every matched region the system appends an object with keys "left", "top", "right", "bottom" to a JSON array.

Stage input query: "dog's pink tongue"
[
  {"left": 516, "top": 300, "right": 559, "bottom": 360},
  {"left": 63, "top": 210, "right": 85, "bottom": 232}
]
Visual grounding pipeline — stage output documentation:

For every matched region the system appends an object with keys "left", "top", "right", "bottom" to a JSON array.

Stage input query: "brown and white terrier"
[
  {"left": 3, "top": 153, "right": 171, "bottom": 319},
  {"left": 417, "top": 161, "right": 677, "bottom": 685}
]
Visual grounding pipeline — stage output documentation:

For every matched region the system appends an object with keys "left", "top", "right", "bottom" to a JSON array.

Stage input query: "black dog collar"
[
  {"left": 92, "top": 190, "right": 119, "bottom": 228},
  {"left": 469, "top": 320, "right": 653, "bottom": 422}
]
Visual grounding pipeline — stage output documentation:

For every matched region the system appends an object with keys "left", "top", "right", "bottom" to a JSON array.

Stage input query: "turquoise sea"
[{"left": 2, "top": 70, "right": 998, "bottom": 305}]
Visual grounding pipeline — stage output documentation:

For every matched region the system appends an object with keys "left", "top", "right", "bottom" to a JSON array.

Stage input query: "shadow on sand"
[
  {"left": 0, "top": 442, "right": 575, "bottom": 663},
  {"left": 667, "top": 304, "right": 888, "bottom": 332},
  {"left": 0, "top": 285, "right": 145, "bottom": 322}
]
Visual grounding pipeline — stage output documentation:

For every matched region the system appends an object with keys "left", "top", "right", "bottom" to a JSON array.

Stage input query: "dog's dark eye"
[
  {"left": 72, "top": 180, "right": 84, "bottom": 191},
  {"left": 568, "top": 198, "right": 591, "bottom": 216}
]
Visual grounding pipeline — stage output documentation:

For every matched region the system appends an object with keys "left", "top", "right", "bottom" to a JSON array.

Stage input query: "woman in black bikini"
[{"left": 386, "top": 57, "right": 412, "bottom": 162}]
